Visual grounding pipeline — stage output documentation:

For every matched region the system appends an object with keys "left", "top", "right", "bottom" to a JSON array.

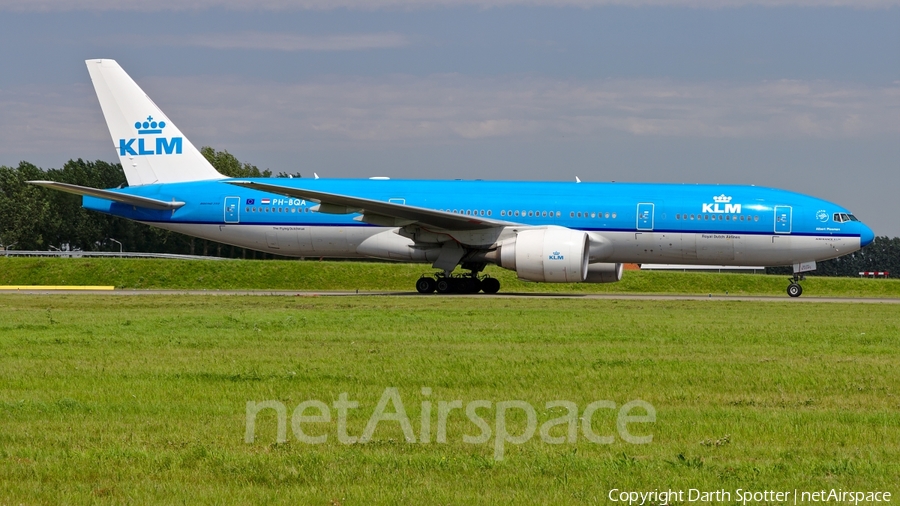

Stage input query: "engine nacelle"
[
  {"left": 584, "top": 262, "right": 624, "bottom": 283},
  {"left": 495, "top": 228, "right": 589, "bottom": 282}
]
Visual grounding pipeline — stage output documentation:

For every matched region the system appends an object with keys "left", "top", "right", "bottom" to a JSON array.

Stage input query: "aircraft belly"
[
  {"left": 310, "top": 227, "right": 350, "bottom": 255},
  {"left": 600, "top": 231, "right": 860, "bottom": 267},
  {"left": 627, "top": 232, "right": 687, "bottom": 262},
  {"left": 141, "top": 223, "right": 374, "bottom": 258},
  {"left": 695, "top": 233, "right": 736, "bottom": 262}
]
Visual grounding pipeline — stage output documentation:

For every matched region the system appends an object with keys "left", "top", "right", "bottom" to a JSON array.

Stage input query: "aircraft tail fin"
[{"left": 86, "top": 59, "right": 225, "bottom": 186}]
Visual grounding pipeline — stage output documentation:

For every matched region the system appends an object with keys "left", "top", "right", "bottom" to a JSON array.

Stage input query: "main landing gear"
[
  {"left": 787, "top": 274, "right": 804, "bottom": 298},
  {"left": 415, "top": 272, "right": 501, "bottom": 294}
]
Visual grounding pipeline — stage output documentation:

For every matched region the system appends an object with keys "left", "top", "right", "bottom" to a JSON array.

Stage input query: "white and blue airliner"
[{"left": 31, "top": 60, "right": 874, "bottom": 297}]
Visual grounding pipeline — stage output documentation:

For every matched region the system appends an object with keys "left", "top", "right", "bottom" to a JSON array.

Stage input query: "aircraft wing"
[
  {"left": 225, "top": 180, "right": 512, "bottom": 231},
  {"left": 28, "top": 181, "right": 185, "bottom": 211}
]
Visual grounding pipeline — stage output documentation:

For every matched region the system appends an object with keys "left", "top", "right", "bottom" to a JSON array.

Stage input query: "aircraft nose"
[{"left": 860, "top": 222, "right": 875, "bottom": 247}]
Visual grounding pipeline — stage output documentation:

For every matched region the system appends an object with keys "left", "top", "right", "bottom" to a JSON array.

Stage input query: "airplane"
[{"left": 30, "top": 59, "right": 875, "bottom": 297}]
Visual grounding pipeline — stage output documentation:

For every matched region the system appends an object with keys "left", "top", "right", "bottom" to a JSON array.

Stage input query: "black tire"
[
  {"left": 787, "top": 283, "right": 802, "bottom": 298},
  {"left": 481, "top": 277, "right": 500, "bottom": 294},
  {"left": 460, "top": 278, "right": 480, "bottom": 294},
  {"left": 436, "top": 278, "right": 454, "bottom": 294},
  {"left": 416, "top": 277, "right": 436, "bottom": 294}
]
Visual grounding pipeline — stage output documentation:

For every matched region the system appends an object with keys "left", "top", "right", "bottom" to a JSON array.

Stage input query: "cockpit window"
[{"left": 833, "top": 213, "right": 853, "bottom": 223}]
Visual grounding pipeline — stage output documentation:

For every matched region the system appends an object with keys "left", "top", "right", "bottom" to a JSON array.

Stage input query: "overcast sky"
[{"left": 1, "top": 0, "right": 898, "bottom": 235}]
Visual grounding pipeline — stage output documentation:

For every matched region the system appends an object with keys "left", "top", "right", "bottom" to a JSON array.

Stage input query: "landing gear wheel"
[
  {"left": 416, "top": 277, "right": 436, "bottom": 294},
  {"left": 436, "top": 278, "right": 454, "bottom": 294},
  {"left": 460, "top": 277, "right": 481, "bottom": 294},
  {"left": 481, "top": 277, "right": 500, "bottom": 294},
  {"left": 787, "top": 283, "right": 803, "bottom": 298}
]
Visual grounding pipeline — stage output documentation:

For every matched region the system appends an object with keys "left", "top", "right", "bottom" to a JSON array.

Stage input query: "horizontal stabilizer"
[
  {"left": 28, "top": 181, "right": 185, "bottom": 210},
  {"left": 225, "top": 180, "right": 509, "bottom": 231}
]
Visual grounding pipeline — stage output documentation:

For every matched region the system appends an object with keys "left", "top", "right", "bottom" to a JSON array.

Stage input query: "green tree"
[
  {"left": 200, "top": 147, "right": 272, "bottom": 178},
  {"left": 0, "top": 162, "right": 57, "bottom": 250}
]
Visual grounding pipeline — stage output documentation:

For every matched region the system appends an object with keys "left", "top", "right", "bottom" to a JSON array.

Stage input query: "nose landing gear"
[
  {"left": 786, "top": 261, "right": 816, "bottom": 298},
  {"left": 787, "top": 274, "right": 804, "bottom": 298}
]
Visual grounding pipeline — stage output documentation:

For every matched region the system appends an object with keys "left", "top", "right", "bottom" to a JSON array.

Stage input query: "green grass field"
[
  {"left": 1, "top": 294, "right": 898, "bottom": 504},
  {"left": 2, "top": 257, "right": 900, "bottom": 297}
]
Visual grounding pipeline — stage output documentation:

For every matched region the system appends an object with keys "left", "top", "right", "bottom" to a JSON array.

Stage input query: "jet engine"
[{"left": 490, "top": 228, "right": 589, "bottom": 282}]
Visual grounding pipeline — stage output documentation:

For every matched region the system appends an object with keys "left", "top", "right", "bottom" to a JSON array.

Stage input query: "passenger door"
[
  {"left": 636, "top": 203, "right": 654, "bottom": 231},
  {"left": 224, "top": 196, "right": 240, "bottom": 224},
  {"left": 774, "top": 206, "right": 792, "bottom": 234}
]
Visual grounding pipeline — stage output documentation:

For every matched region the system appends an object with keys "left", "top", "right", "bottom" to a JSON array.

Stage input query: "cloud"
[
  {"left": 171, "top": 32, "right": 409, "bottom": 52},
  {"left": 2, "top": 75, "right": 898, "bottom": 162},
  {"left": 0, "top": 84, "right": 108, "bottom": 160},
  {"left": 3, "top": 0, "right": 899, "bottom": 11},
  {"left": 152, "top": 75, "right": 899, "bottom": 146}
]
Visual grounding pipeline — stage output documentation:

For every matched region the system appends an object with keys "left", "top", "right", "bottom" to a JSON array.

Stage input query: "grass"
[
  {"left": 1, "top": 295, "right": 898, "bottom": 504},
  {"left": 2, "top": 257, "right": 900, "bottom": 297}
]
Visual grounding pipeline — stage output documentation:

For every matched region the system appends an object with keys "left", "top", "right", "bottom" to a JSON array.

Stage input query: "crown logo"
[
  {"left": 134, "top": 115, "right": 166, "bottom": 135},
  {"left": 713, "top": 194, "right": 732, "bottom": 203}
]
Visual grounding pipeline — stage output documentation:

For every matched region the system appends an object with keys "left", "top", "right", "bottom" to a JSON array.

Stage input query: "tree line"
[
  {"left": 1, "top": 151, "right": 897, "bottom": 277},
  {"left": 0, "top": 148, "right": 292, "bottom": 259}
]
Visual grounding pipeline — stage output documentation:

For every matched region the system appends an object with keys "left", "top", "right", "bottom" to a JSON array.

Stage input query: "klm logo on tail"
[{"left": 119, "top": 116, "right": 183, "bottom": 156}]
